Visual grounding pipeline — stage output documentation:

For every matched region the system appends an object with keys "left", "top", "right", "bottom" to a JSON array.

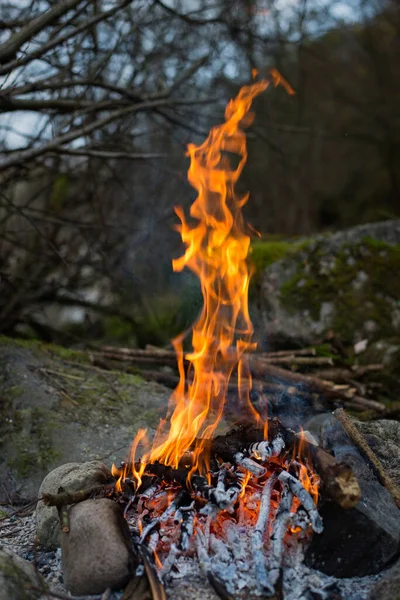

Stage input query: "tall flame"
[
  {"left": 146, "top": 79, "right": 270, "bottom": 471},
  {"left": 119, "top": 75, "right": 294, "bottom": 482}
]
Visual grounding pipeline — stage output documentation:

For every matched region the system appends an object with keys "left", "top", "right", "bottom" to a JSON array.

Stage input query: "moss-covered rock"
[
  {"left": 0, "top": 547, "right": 44, "bottom": 600},
  {"left": 0, "top": 337, "right": 170, "bottom": 502},
  {"left": 260, "top": 220, "right": 400, "bottom": 348},
  {"left": 249, "top": 239, "right": 299, "bottom": 285}
]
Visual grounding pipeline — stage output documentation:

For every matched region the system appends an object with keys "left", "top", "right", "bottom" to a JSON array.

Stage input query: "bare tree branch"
[{"left": 0, "top": 0, "right": 84, "bottom": 64}]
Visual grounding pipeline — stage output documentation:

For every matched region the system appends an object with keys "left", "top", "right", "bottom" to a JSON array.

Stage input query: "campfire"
[
  {"left": 102, "top": 75, "right": 359, "bottom": 598},
  {"left": 36, "top": 72, "right": 400, "bottom": 600}
]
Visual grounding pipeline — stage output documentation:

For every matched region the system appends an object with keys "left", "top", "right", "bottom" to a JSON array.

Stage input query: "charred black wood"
[
  {"left": 144, "top": 462, "right": 190, "bottom": 486},
  {"left": 200, "top": 421, "right": 281, "bottom": 463},
  {"left": 140, "top": 518, "right": 160, "bottom": 543},
  {"left": 207, "top": 572, "right": 235, "bottom": 600},
  {"left": 160, "top": 489, "right": 191, "bottom": 522}
]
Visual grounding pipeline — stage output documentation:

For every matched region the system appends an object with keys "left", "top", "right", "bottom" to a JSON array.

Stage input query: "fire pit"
[
  {"left": 96, "top": 75, "right": 360, "bottom": 599},
  {"left": 37, "top": 74, "right": 400, "bottom": 600}
]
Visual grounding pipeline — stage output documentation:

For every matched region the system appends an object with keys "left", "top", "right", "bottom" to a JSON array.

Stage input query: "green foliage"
[
  {"left": 133, "top": 291, "right": 195, "bottom": 347},
  {"left": 103, "top": 316, "right": 137, "bottom": 345}
]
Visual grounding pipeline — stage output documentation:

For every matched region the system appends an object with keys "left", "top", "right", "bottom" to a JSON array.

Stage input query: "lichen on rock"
[
  {"left": 260, "top": 220, "right": 400, "bottom": 347},
  {"left": 0, "top": 336, "right": 170, "bottom": 502},
  {"left": 0, "top": 547, "right": 44, "bottom": 600}
]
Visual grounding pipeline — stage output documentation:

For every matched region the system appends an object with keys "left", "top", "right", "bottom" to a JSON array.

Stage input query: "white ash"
[{"left": 172, "top": 524, "right": 381, "bottom": 600}]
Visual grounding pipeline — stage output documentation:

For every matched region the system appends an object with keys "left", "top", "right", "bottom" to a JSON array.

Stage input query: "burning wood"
[
  {"left": 108, "top": 420, "right": 325, "bottom": 598},
  {"left": 83, "top": 77, "right": 362, "bottom": 599}
]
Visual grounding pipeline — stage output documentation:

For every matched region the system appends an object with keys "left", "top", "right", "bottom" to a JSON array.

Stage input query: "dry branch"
[
  {"left": 93, "top": 345, "right": 385, "bottom": 413},
  {"left": 335, "top": 408, "right": 400, "bottom": 509},
  {"left": 41, "top": 484, "right": 114, "bottom": 507},
  {"left": 249, "top": 355, "right": 385, "bottom": 412},
  {"left": 0, "top": 0, "right": 83, "bottom": 64},
  {"left": 0, "top": 0, "right": 134, "bottom": 76}
]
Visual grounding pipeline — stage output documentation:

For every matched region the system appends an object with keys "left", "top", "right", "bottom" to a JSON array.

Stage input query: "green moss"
[
  {"left": 0, "top": 335, "right": 88, "bottom": 364},
  {"left": 249, "top": 239, "right": 299, "bottom": 284},
  {"left": 9, "top": 407, "right": 61, "bottom": 478},
  {"left": 279, "top": 238, "right": 400, "bottom": 343},
  {"left": 0, "top": 553, "right": 41, "bottom": 599}
]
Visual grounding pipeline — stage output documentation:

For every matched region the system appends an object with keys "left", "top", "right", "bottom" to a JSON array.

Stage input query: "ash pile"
[{"left": 109, "top": 419, "right": 354, "bottom": 599}]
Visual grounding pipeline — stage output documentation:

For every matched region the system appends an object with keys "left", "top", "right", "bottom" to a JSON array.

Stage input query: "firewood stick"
[
  {"left": 310, "top": 364, "right": 384, "bottom": 382},
  {"left": 370, "top": 404, "right": 400, "bottom": 421},
  {"left": 93, "top": 345, "right": 384, "bottom": 412},
  {"left": 281, "top": 427, "right": 361, "bottom": 509},
  {"left": 278, "top": 471, "right": 323, "bottom": 533},
  {"left": 335, "top": 408, "right": 400, "bottom": 509},
  {"left": 260, "top": 347, "right": 317, "bottom": 357},
  {"left": 137, "top": 371, "right": 372, "bottom": 413},
  {"left": 268, "top": 487, "right": 293, "bottom": 586},
  {"left": 97, "top": 347, "right": 333, "bottom": 367},
  {"left": 93, "top": 351, "right": 177, "bottom": 365},
  {"left": 249, "top": 356, "right": 386, "bottom": 412},
  {"left": 41, "top": 484, "right": 113, "bottom": 507},
  {"left": 100, "top": 346, "right": 176, "bottom": 359},
  {"left": 252, "top": 473, "right": 277, "bottom": 594},
  {"left": 139, "top": 548, "right": 167, "bottom": 600},
  {"left": 264, "top": 356, "right": 335, "bottom": 366}
]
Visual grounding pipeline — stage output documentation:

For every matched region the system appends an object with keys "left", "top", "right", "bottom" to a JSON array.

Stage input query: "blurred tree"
[{"left": 0, "top": 0, "right": 398, "bottom": 343}]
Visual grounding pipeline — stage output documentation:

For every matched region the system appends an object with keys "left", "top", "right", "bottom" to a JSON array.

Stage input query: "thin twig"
[{"left": 335, "top": 408, "right": 400, "bottom": 509}]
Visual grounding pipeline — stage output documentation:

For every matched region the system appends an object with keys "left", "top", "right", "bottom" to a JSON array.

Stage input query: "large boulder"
[
  {"left": 356, "top": 419, "right": 400, "bottom": 486},
  {"left": 61, "top": 498, "right": 136, "bottom": 594},
  {"left": 260, "top": 220, "right": 400, "bottom": 347},
  {"left": 306, "top": 414, "right": 400, "bottom": 577},
  {"left": 0, "top": 337, "right": 170, "bottom": 502},
  {"left": 369, "top": 558, "right": 400, "bottom": 600},
  {"left": 36, "top": 461, "right": 113, "bottom": 549}
]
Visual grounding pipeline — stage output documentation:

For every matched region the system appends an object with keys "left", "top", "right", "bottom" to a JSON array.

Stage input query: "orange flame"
[{"left": 145, "top": 79, "right": 271, "bottom": 470}]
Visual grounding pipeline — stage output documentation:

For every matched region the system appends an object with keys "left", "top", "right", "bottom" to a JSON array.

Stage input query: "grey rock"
[
  {"left": 61, "top": 498, "right": 136, "bottom": 595},
  {"left": 36, "top": 461, "right": 113, "bottom": 549},
  {"left": 369, "top": 558, "right": 400, "bottom": 600},
  {"left": 259, "top": 219, "right": 400, "bottom": 346},
  {"left": 0, "top": 337, "right": 170, "bottom": 502},
  {"left": 306, "top": 415, "right": 400, "bottom": 577},
  {"left": 0, "top": 546, "right": 43, "bottom": 600}
]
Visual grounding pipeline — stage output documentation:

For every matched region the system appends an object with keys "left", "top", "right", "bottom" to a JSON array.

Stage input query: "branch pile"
[{"left": 88, "top": 344, "right": 387, "bottom": 414}]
